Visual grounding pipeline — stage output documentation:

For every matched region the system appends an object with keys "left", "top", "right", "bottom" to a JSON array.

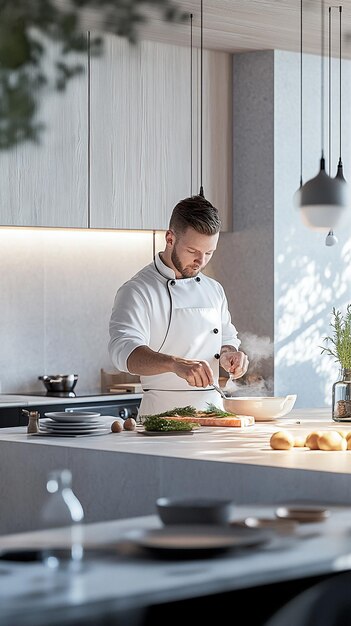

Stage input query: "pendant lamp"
[
  {"left": 295, "top": 0, "right": 348, "bottom": 232},
  {"left": 325, "top": 5, "right": 344, "bottom": 247},
  {"left": 325, "top": 229, "right": 338, "bottom": 245},
  {"left": 190, "top": 12, "right": 194, "bottom": 195},
  {"left": 334, "top": 6, "right": 347, "bottom": 185},
  {"left": 199, "top": 0, "right": 204, "bottom": 197}
]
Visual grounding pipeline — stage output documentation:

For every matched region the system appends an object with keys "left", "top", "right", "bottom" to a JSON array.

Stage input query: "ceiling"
[{"left": 79, "top": 0, "right": 351, "bottom": 59}]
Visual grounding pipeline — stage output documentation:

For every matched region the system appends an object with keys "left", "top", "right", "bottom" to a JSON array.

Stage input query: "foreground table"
[{"left": 1, "top": 504, "right": 351, "bottom": 625}]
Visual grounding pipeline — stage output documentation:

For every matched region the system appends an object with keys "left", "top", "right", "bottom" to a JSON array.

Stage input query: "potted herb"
[{"left": 321, "top": 304, "right": 351, "bottom": 421}]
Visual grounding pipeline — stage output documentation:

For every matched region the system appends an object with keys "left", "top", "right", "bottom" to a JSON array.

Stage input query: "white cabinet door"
[
  {"left": 90, "top": 35, "right": 190, "bottom": 230},
  {"left": 139, "top": 41, "right": 191, "bottom": 230},
  {"left": 0, "top": 39, "right": 88, "bottom": 228},
  {"left": 90, "top": 35, "right": 143, "bottom": 229},
  {"left": 90, "top": 35, "right": 232, "bottom": 231}
]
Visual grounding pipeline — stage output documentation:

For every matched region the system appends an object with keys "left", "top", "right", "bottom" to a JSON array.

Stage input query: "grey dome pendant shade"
[
  {"left": 298, "top": 156, "right": 348, "bottom": 231},
  {"left": 296, "top": 0, "right": 348, "bottom": 232}
]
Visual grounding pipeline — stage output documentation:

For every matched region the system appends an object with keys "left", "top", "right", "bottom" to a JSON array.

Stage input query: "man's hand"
[
  {"left": 219, "top": 350, "right": 249, "bottom": 380},
  {"left": 173, "top": 358, "right": 214, "bottom": 387}
]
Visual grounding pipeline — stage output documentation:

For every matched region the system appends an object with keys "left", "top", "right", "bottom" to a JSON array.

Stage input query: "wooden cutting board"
[
  {"left": 160, "top": 415, "right": 255, "bottom": 427},
  {"left": 109, "top": 383, "right": 143, "bottom": 394}
]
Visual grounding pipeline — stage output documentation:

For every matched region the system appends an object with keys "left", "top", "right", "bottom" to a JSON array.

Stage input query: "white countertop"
[
  {"left": 1, "top": 407, "right": 351, "bottom": 475},
  {"left": 1, "top": 503, "right": 351, "bottom": 625}
]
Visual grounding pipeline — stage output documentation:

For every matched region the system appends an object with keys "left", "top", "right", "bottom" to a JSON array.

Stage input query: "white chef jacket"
[{"left": 108, "top": 253, "right": 240, "bottom": 415}]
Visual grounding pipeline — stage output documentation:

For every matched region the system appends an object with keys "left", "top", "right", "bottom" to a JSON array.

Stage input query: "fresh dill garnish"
[
  {"left": 140, "top": 405, "right": 197, "bottom": 419},
  {"left": 143, "top": 416, "right": 199, "bottom": 432},
  {"left": 203, "top": 402, "right": 237, "bottom": 417}
]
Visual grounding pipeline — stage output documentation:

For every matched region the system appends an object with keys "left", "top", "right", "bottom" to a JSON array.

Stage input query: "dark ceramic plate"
[
  {"left": 275, "top": 505, "right": 330, "bottom": 523},
  {"left": 126, "top": 524, "right": 273, "bottom": 559},
  {"left": 236, "top": 516, "right": 298, "bottom": 535},
  {"left": 156, "top": 497, "right": 235, "bottom": 525}
]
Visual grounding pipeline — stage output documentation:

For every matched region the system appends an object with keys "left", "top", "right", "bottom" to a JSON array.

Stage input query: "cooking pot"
[{"left": 39, "top": 374, "right": 78, "bottom": 392}]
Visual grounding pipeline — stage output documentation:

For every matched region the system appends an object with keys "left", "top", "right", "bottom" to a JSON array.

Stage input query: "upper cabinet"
[
  {"left": 1, "top": 33, "right": 232, "bottom": 231},
  {"left": 90, "top": 35, "right": 232, "bottom": 231},
  {"left": 0, "top": 39, "right": 88, "bottom": 228},
  {"left": 90, "top": 36, "right": 191, "bottom": 230}
]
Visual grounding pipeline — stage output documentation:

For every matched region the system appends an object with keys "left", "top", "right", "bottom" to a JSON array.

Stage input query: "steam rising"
[
  {"left": 224, "top": 332, "right": 274, "bottom": 396},
  {"left": 239, "top": 332, "right": 274, "bottom": 367}
]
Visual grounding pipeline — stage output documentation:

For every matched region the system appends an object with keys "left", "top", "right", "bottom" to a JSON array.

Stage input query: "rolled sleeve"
[{"left": 108, "top": 284, "right": 151, "bottom": 373}]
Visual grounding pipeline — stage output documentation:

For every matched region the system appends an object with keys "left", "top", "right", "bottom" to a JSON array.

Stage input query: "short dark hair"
[{"left": 169, "top": 195, "right": 221, "bottom": 236}]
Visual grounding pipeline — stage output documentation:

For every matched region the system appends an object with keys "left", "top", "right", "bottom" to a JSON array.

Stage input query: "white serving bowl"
[{"left": 223, "top": 395, "right": 297, "bottom": 421}]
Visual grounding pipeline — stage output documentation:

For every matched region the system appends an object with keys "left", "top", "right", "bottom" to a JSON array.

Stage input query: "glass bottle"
[
  {"left": 40, "top": 469, "right": 84, "bottom": 571},
  {"left": 332, "top": 368, "right": 351, "bottom": 422}
]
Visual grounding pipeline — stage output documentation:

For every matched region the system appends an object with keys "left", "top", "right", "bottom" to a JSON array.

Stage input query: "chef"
[{"left": 108, "top": 195, "right": 249, "bottom": 416}]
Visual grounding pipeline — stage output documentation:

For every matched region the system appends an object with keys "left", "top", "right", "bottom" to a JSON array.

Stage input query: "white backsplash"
[{"left": 0, "top": 228, "right": 155, "bottom": 393}]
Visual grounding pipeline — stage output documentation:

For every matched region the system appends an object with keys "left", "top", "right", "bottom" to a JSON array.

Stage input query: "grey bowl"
[{"left": 156, "top": 497, "right": 235, "bottom": 526}]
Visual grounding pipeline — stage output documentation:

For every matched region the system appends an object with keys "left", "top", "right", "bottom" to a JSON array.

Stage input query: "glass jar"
[
  {"left": 332, "top": 368, "right": 351, "bottom": 422},
  {"left": 40, "top": 469, "right": 84, "bottom": 570}
]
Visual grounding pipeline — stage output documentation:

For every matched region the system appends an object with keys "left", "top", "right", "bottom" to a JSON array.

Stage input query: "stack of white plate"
[{"left": 39, "top": 411, "right": 110, "bottom": 437}]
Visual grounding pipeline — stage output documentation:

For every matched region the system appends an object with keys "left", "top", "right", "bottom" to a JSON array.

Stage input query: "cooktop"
[{"left": 11, "top": 391, "right": 122, "bottom": 399}]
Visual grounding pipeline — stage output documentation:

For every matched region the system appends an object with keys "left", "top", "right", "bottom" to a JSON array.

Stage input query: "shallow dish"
[
  {"left": 222, "top": 395, "right": 297, "bottom": 421},
  {"left": 156, "top": 497, "right": 235, "bottom": 525},
  {"left": 275, "top": 505, "right": 330, "bottom": 523},
  {"left": 44, "top": 411, "right": 101, "bottom": 422},
  {"left": 125, "top": 524, "right": 272, "bottom": 559},
  {"left": 237, "top": 516, "right": 298, "bottom": 535}
]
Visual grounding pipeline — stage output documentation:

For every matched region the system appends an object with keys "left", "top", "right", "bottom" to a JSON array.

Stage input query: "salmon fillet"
[{"left": 163, "top": 415, "right": 255, "bottom": 427}]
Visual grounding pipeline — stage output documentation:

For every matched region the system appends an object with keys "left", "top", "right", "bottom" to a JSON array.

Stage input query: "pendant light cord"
[
  {"left": 328, "top": 6, "right": 332, "bottom": 175},
  {"left": 339, "top": 5, "right": 342, "bottom": 162},
  {"left": 321, "top": 0, "right": 325, "bottom": 162},
  {"left": 190, "top": 13, "right": 193, "bottom": 195},
  {"left": 300, "top": 0, "right": 303, "bottom": 187},
  {"left": 199, "top": 0, "right": 204, "bottom": 197}
]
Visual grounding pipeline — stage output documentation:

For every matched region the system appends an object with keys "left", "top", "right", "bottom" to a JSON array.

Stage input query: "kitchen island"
[
  {"left": 1, "top": 407, "right": 351, "bottom": 534},
  {"left": 1, "top": 504, "right": 351, "bottom": 626}
]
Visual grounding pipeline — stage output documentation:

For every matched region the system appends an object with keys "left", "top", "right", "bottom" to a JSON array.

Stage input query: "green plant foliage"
[
  {"left": 140, "top": 405, "right": 198, "bottom": 419},
  {"left": 204, "top": 403, "right": 237, "bottom": 417},
  {"left": 143, "top": 416, "right": 199, "bottom": 432},
  {"left": 320, "top": 304, "right": 351, "bottom": 369},
  {"left": 0, "top": 0, "right": 188, "bottom": 149}
]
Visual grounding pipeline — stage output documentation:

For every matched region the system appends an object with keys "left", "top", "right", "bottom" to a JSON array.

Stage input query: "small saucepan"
[{"left": 39, "top": 374, "right": 78, "bottom": 393}]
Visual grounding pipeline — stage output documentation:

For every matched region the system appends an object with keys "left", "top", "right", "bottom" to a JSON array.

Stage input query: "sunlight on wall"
[{"left": 276, "top": 243, "right": 351, "bottom": 406}]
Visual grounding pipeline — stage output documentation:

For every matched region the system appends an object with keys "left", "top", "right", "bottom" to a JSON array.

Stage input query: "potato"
[
  {"left": 270, "top": 431, "right": 294, "bottom": 450},
  {"left": 305, "top": 431, "right": 323, "bottom": 450},
  {"left": 346, "top": 432, "right": 351, "bottom": 442},
  {"left": 294, "top": 436, "right": 306, "bottom": 447},
  {"left": 124, "top": 417, "right": 137, "bottom": 431},
  {"left": 318, "top": 431, "right": 347, "bottom": 451},
  {"left": 111, "top": 420, "right": 123, "bottom": 433}
]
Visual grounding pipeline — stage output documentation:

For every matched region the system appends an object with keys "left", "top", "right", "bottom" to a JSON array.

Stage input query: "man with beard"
[{"left": 108, "top": 195, "right": 249, "bottom": 415}]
